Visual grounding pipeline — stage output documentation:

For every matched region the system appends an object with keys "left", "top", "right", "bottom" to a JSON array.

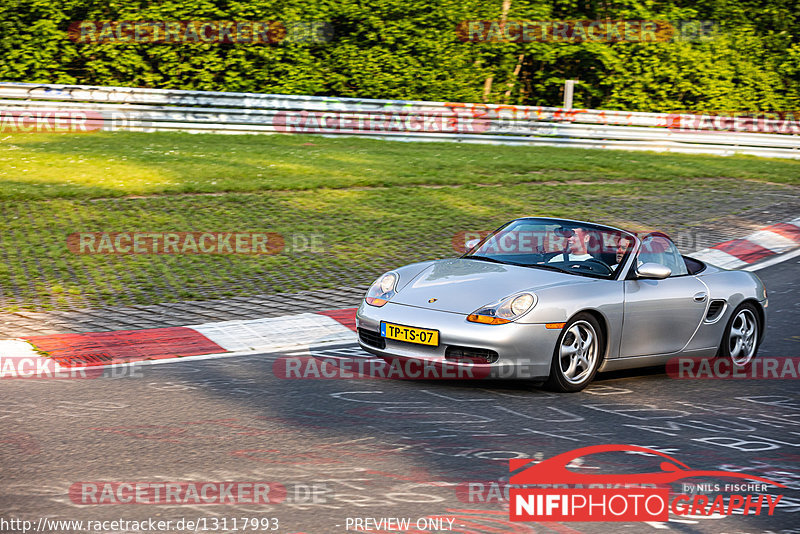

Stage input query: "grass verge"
[
  {"left": 1, "top": 131, "right": 799, "bottom": 200},
  {"left": 1, "top": 131, "right": 798, "bottom": 310}
]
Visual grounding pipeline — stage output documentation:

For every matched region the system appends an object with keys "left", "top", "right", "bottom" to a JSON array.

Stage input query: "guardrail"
[{"left": 1, "top": 82, "right": 798, "bottom": 159}]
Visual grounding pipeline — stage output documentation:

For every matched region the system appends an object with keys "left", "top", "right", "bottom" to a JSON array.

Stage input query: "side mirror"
[
  {"left": 636, "top": 262, "right": 671, "bottom": 279},
  {"left": 465, "top": 238, "right": 481, "bottom": 251}
]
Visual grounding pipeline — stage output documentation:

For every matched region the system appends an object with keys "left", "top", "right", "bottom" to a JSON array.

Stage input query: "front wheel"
[
  {"left": 544, "top": 313, "right": 604, "bottom": 392},
  {"left": 718, "top": 303, "right": 761, "bottom": 368}
]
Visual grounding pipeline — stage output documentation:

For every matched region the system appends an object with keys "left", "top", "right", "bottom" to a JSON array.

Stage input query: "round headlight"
[
  {"left": 380, "top": 273, "right": 397, "bottom": 293},
  {"left": 510, "top": 293, "right": 534, "bottom": 316},
  {"left": 468, "top": 292, "right": 537, "bottom": 324}
]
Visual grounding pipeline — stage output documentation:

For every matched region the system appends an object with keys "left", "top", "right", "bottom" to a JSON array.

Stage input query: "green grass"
[
  {"left": 1, "top": 131, "right": 799, "bottom": 200},
  {"left": 1, "top": 131, "right": 798, "bottom": 310}
]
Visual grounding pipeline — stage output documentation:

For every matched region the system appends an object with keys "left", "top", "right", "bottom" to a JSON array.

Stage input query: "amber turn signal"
[{"left": 467, "top": 314, "right": 511, "bottom": 325}]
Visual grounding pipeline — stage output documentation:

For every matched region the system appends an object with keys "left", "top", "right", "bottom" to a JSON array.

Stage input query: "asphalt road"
[{"left": 1, "top": 259, "right": 798, "bottom": 534}]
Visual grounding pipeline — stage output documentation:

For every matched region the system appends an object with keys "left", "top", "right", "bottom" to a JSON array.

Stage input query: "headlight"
[
  {"left": 365, "top": 272, "right": 399, "bottom": 307},
  {"left": 467, "top": 293, "right": 536, "bottom": 324},
  {"left": 380, "top": 273, "right": 397, "bottom": 293}
]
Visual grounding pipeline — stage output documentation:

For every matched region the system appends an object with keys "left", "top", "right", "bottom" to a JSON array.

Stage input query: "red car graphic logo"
[{"left": 509, "top": 444, "right": 786, "bottom": 487}]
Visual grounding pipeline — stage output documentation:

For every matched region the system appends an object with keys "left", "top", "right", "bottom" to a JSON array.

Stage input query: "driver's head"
[
  {"left": 616, "top": 235, "right": 635, "bottom": 263},
  {"left": 554, "top": 226, "right": 589, "bottom": 254},
  {"left": 567, "top": 228, "right": 588, "bottom": 254}
]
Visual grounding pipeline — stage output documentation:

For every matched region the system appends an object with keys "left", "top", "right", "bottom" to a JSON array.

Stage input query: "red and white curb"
[
  {"left": 691, "top": 217, "right": 800, "bottom": 270},
  {"left": 2, "top": 216, "right": 799, "bottom": 375},
  {"left": 0, "top": 309, "right": 358, "bottom": 374}
]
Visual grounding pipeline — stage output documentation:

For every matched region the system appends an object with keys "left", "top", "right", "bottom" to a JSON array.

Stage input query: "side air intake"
[{"left": 705, "top": 300, "right": 726, "bottom": 322}]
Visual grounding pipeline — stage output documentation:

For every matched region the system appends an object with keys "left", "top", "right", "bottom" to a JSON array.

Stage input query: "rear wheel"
[
  {"left": 545, "top": 313, "right": 604, "bottom": 392},
  {"left": 718, "top": 302, "right": 760, "bottom": 369}
]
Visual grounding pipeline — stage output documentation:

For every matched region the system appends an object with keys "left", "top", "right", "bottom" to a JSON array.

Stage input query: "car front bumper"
[{"left": 355, "top": 300, "right": 560, "bottom": 379}]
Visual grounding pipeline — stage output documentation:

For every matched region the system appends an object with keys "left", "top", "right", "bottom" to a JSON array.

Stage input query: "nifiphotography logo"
[{"left": 508, "top": 445, "right": 784, "bottom": 522}]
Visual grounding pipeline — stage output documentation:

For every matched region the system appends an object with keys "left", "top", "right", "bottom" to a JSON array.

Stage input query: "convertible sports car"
[{"left": 356, "top": 217, "right": 767, "bottom": 392}]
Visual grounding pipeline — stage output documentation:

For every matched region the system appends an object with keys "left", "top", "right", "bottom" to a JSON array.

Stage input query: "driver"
[
  {"left": 548, "top": 227, "right": 593, "bottom": 263},
  {"left": 610, "top": 235, "right": 635, "bottom": 271}
]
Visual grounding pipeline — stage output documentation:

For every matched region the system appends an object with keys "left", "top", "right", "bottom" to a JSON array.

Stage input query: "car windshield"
[{"left": 462, "top": 218, "right": 636, "bottom": 279}]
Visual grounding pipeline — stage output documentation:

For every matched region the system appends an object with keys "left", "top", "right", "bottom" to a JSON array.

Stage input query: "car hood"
[{"left": 392, "top": 258, "right": 589, "bottom": 314}]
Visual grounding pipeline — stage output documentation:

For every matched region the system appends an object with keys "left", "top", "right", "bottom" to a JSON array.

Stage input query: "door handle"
[{"left": 693, "top": 292, "right": 707, "bottom": 302}]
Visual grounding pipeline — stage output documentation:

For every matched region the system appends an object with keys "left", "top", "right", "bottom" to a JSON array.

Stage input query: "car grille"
[{"left": 358, "top": 328, "right": 386, "bottom": 349}]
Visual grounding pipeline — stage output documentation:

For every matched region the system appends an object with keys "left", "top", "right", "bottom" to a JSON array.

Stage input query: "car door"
[{"left": 619, "top": 234, "right": 708, "bottom": 357}]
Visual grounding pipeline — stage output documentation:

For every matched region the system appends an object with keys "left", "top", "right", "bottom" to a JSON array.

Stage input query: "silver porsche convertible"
[{"left": 355, "top": 217, "right": 767, "bottom": 392}]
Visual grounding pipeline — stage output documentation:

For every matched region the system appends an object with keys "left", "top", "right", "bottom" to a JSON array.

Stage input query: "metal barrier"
[{"left": 1, "top": 82, "right": 798, "bottom": 158}]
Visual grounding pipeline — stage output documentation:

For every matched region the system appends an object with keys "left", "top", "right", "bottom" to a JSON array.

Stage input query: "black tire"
[
  {"left": 717, "top": 302, "right": 761, "bottom": 369},
  {"left": 544, "top": 313, "right": 605, "bottom": 392}
]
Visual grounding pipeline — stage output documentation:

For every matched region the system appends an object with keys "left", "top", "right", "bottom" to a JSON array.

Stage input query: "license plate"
[{"left": 380, "top": 322, "right": 439, "bottom": 346}]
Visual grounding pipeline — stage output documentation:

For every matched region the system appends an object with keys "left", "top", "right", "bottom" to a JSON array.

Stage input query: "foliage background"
[{"left": 0, "top": 0, "right": 797, "bottom": 112}]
